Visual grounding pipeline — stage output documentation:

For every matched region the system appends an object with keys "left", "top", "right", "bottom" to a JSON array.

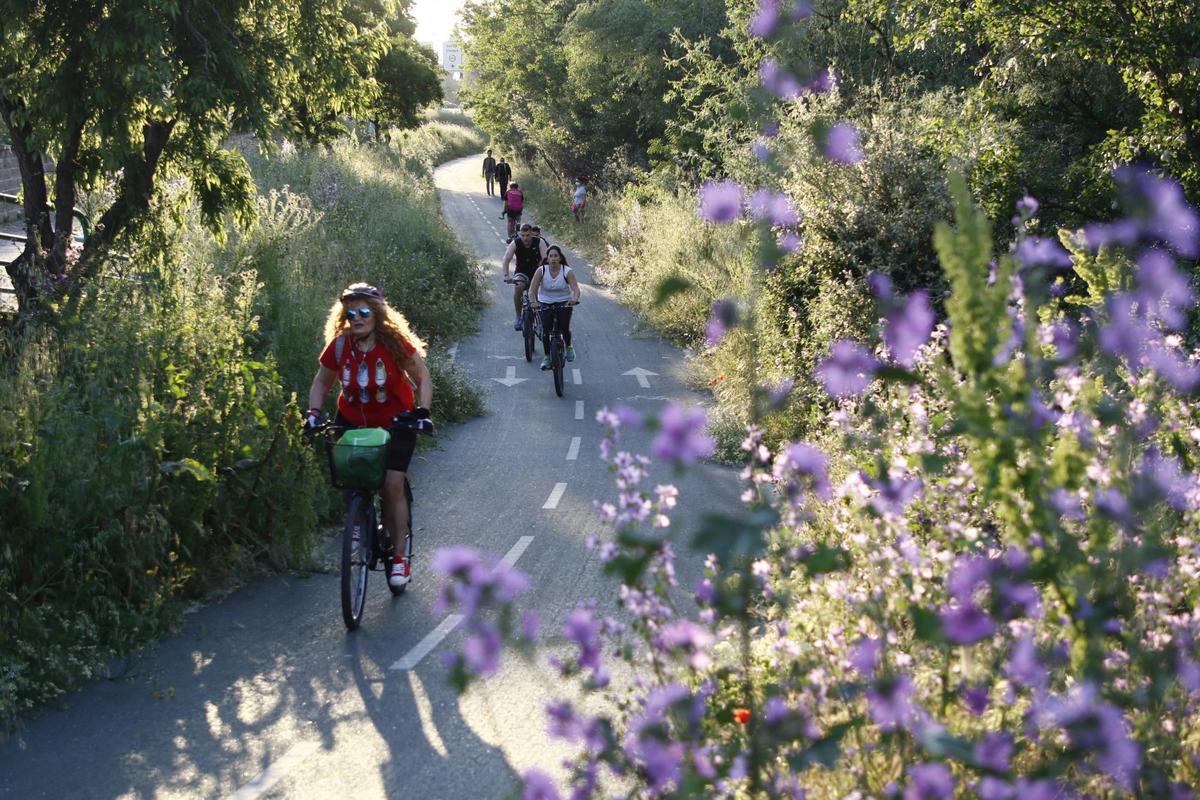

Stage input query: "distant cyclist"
[
  {"left": 528, "top": 245, "right": 581, "bottom": 369},
  {"left": 572, "top": 179, "right": 587, "bottom": 222},
  {"left": 306, "top": 283, "right": 433, "bottom": 588},
  {"left": 502, "top": 223, "right": 548, "bottom": 329},
  {"left": 482, "top": 149, "right": 497, "bottom": 196},
  {"left": 501, "top": 182, "right": 525, "bottom": 240},
  {"left": 495, "top": 157, "right": 512, "bottom": 198}
]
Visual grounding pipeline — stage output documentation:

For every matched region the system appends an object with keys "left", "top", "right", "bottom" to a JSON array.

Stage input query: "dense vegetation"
[
  {"left": 461, "top": 0, "right": 1199, "bottom": 445},
  {"left": 0, "top": 123, "right": 488, "bottom": 729},
  {"left": 448, "top": 1, "right": 1200, "bottom": 797}
]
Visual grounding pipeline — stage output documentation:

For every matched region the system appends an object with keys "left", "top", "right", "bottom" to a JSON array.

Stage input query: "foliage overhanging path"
[{"left": 0, "top": 152, "right": 741, "bottom": 798}]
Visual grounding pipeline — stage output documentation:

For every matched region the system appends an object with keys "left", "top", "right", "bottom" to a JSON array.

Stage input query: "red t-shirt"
[{"left": 319, "top": 336, "right": 416, "bottom": 427}]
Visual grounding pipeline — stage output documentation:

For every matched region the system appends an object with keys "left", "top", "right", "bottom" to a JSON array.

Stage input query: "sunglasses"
[{"left": 345, "top": 308, "right": 373, "bottom": 320}]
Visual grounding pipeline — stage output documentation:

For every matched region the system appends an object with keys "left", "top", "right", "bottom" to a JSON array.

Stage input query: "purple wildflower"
[
  {"left": 996, "top": 580, "right": 1042, "bottom": 620},
  {"left": 1094, "top": 487, "right": 1133, "bottom": 528},
  {"left": 652, "top": 404, "right": 716, "bottom": 466},
  {"left": 773, "top": 442, "right": 831, "bottom": 502},
  {"left": 1040, "top": 682, "right": 1141, "bottom": 789},
  {"left": 1050, "top": 487, "right": 1085, "bottom": 521},
  {"left": 978, "top": 777, "right": 1013, "bottom": 800},
  {"left": 1016, "top": 194, "right": 1039, "bottom": 219},
  {"left": 946, "top": 555, "right": 993, "bottom": 601},
  {"left": 1135, "top": 248, "right": 1194, "bottom": 330},
  {"left": 759, "top": 58, "right": 802, "bottom": 100},
  {"left": 1116, "top": 165, "right": 1200, "bottom": 258},
  {"left": 866, "top": 474, "right": 923, "bottom": 515},
  {"left": 1027, "top": 390, "right": 1060, "bottom": 431},
  {"left": 752, "top": 140, "right": 770, "bottom": 161},
  {"left": 1016, "top": 236, "right": 1073, "bottom": 271},
  {"left": 816, "top": 339, "right": 879, "bottom": 397},
  {"left": 748, "top": 0, "right": 780, "bottom": 38},
  {"left": 779, "top": 231, "right": 802, "bottom": 252},
  {"left": 1147, "top": 346, "right": 1200, "bottom": 391},
  {"left": 867, "top": 271, "right": 894, "bottom": 300},
  {"left": 749, "top": 189, "right": 801, "bottom": 226},
  {"left": 1046, "top": 319, "right": 1079, "bottom": 360},
  {"left": 823, "top": 122, "right": 863, "bottom": 164},
  {"left": 656, "top": 620, "right": 715, "bottom": 670},
  {"left": 904, "top": 762, "right": 955, "bottom": 800},
  {"left": 866, "top": 673, "right": 914, "bottom": 730},
  {"left": 613, "top": 404, "right": 644, "bottom": 428},
  {"left": 974, "top": 731, "right": 1014, "bottom": 772},
  {"left": 698, "top": 180, "right": 743, "bottom": 223},
  {"left": 850, "top": 636, "right": 882, "bottom": 676},
  {"left": 522, "top": 769, "right": 561, "bottom": 800},
  {"left": 805, "top": 66, "right": 834, "bottom": 93},
  {"left": 563, "top": 606, "right": 603, "bottom": 672},
  {"left": 790, "top": 1, "right": 813, "bottom": 19},
  {"left": 1007, "top": 634, "right": 1048, "bottom": 692},
  {"left": 884, "top": 290, "right": 935, "bottom": 366},
  {"left": 1139, "top": 449, "right": 1196, "bottom": 511},
  {"left": 940, "top": 602, "right": 997, "bottom": 645},
  {"left": 1099, "top": 293, "right": 1156, "bottom": 365},
  {"left": 960, "top": 683, "right": 990, "bottom": 715},
  {"left": 462, "top": 621, "right": 503, "bottom": 674},
  {"left": 1084, "top": 218, "right": 1140, "bottom": 251}
]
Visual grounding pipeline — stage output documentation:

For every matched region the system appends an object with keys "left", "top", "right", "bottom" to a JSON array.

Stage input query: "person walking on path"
[
  {"left": 572, "top": 178, "right": 587, "bottom": 222},
  {"left": 482, "top": 149, "right": 497, "bottom": 196},
  {"left": 495, "top": 157, "right": 512, "bottom": 198}
]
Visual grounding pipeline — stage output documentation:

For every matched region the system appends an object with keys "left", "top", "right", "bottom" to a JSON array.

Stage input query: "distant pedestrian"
[
  {"left": 495, "top": 158, "right": 512, "bottom": 198},
  {"left": 572, "top": 179, "right": 587, "bottom": 222},
  {"left": 482, "top": 149, "right": 497, "bottom": 196}
]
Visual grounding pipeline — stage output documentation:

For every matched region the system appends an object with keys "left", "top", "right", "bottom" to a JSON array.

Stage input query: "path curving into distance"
[{"left": 0, "top": 154, "right": 739, "bottom": 800}]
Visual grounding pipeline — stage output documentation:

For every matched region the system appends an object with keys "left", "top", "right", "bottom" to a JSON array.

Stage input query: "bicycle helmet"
[{"left": 341, "top": 283, "right": 385, "bottom": 302}]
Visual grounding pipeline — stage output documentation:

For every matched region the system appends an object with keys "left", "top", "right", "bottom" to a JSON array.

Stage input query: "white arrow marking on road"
[
  {"left": 543, "top": 482, "right": 567, "bottom": 509},
  {"left": 226, "top": 739, "right": 320, "bottom": 800},
  {"left": 575, "top": 400, "right": 584, "bottom": 420},
  {"left": 491, "top": 366, "right": 528, "bottom": 387},
  {"left": 566, "top": 436, "right": 581, "bottom": 461},
  {"left": 623, "top": 367, "right": 659, "bottom": 389}
]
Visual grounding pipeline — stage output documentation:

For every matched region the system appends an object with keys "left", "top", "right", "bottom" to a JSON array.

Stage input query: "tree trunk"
[
  {"left": 71, "top": 118, "right": 175, "bottom": 288},
  {"left": 0, "top": 95, "right": 52, "bottom": 314},
  {"left": 50, "top": 117, "right": 85, "bottom": 276}
]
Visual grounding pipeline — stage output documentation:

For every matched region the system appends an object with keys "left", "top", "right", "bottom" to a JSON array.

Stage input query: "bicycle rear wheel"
[
  {"left": 551, "top": 338, "right": 565, "bottom": 397},
  {"left": 341, "top": 494, "right": 370, "bottom": 630}
]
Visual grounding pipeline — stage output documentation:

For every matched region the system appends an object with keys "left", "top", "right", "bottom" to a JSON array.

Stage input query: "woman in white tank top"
[{"left": 529, "top": 245, "right": 582, "bottom": 369}]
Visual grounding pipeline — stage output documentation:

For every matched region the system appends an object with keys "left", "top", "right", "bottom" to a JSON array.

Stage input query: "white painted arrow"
[
  {"left": 623, "top": 367, "right": 659, "bottom": 389},
  {"left": 492, "top": 365, "right": 528, "bottom": 387}
]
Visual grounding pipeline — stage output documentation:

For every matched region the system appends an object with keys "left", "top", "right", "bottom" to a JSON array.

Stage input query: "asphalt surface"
[{"left": 0, "top": 154, "right": 738, "bottom": 799}]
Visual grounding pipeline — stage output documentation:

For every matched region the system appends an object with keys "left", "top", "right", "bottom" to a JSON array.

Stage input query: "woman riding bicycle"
[
  {"left": 306, "top": 283, "right": 433, "bottom": 588},
  {"left": 528, "top": 245, "right": 581, "bottom": 370}
]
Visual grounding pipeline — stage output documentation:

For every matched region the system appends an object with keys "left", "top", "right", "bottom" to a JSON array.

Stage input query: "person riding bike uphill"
[
  {"left": 528, "top": 245, "right": 581, "bottom": 369},
  {"left": 501, "top": 182, "right": 525, "bottom": 241},
  {"left": 502, "top": 222, "right": 547, "bottom": 329},
  {"left": 306, "top": 284, "right": 433, "bottom": 589}
]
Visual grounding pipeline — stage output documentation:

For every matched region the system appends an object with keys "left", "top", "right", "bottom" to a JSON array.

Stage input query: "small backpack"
[{"left": 508, "top": 189, "right": 524, "bottom": 212}]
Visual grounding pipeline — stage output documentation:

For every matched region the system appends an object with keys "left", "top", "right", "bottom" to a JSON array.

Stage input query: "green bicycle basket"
[{"left": 331, "top": 427, "right": 391, "bottom": 490}]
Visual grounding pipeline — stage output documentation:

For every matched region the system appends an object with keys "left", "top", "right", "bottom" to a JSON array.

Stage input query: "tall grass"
[{"left": 0, "top": 128, "right": 486, "bottom": 729}]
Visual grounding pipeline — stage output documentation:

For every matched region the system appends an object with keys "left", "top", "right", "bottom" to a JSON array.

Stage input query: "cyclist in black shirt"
[{"left": 501, "top": 223, "right": 548, "bottom": 330}]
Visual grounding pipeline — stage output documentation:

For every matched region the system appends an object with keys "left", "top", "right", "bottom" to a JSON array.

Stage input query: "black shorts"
[
  {"left": 335, "top": 412, "right": 417, "bottom": 473},
  {"left": 506, "top": 209, "right": 523, "bottom": 220}
]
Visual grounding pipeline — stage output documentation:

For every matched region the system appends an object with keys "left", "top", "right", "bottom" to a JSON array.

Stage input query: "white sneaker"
[{"left": 389, "top": 556, "right": 411, "bottom": 587}]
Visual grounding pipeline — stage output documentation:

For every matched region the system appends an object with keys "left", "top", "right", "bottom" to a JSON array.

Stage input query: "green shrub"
[{"left": 0, "top": 128, "right": 486, "bottom": 729}]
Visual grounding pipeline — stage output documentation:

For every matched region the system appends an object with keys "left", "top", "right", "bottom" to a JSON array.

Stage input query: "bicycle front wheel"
[
  {"left": 551, "top": 338, "right": 565, "bottom": 397},
  {"left": 341, "top": 494, "right": 370, "bottom": 630}
]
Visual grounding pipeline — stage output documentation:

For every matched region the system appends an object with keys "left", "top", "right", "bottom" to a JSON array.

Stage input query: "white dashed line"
[
  {"left": 226, "top": 740, "right": 320, "bottom": 800},
  {"left": 575, "top": 400, "right": 584, "bottom": 420},
  {"left": 572, "top": 369, "right": 582, "bottom": 385},
  {"left": 566, "top": 437, "right": 581, "bottom": 461},
  {"left": 542, "top": 482, "right": 567, "bottom": 509}
]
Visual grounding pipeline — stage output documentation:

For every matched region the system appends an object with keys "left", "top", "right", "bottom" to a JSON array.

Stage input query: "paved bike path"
[{"left": 0, "top": 154, "right": 739, "bottom": 799}]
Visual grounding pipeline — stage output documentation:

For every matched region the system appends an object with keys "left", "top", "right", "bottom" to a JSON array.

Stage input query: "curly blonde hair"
[{"left": 322, "top": 291, "right": 427, "bottom": 366}]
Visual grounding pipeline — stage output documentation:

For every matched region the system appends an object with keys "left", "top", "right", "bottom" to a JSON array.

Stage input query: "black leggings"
[{"left": 540, "top": 305, "right": 573, "bottom": 352}]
